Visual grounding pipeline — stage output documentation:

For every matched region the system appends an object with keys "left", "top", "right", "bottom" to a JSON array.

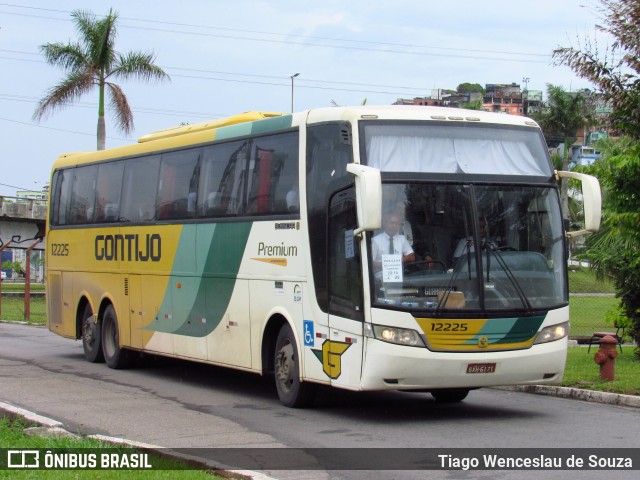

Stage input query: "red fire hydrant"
[{"left": 594, "top": 335, "right": 618, "bottom": 381}]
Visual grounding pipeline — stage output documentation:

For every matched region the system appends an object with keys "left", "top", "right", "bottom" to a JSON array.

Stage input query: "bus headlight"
[
  {"left": 534, "top": 322, "right": 569, "bottom": 345},
  {"left": 366, "top": 323, "right": 426, "bottom": 347}
]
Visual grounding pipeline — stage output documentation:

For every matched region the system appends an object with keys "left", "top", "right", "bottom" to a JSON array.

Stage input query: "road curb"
[
  {"left": 495, "top": 385, "right": 640, "bottom": 408},
  {"left": 0, "top": 400, "right": 63, "bottom": 427},
  {"left": 0, "top": 400, "right": 276, "bottom": 480}
]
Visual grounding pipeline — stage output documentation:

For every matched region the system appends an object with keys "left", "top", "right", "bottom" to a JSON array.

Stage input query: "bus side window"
[
  {"left": 328, "top": 187, "right": 363, "bottom": 320},
  {"left": 51, "top": 170, "right": 72, "bottom": 226},
  {"left": 157, "top": 148, "right": 200, "bottom": 220},
  {"left": 120, "top": 155, "right": 161, "bottom": 223},
  {"left": 198, "top": 141, "right": 249, "bottom": 217},
  {"left": 68, "top": 165, "right": 98, "bottom": 225},
  {"left": 245, "top": 132, "right": 299, "bottom": 216},
  {"left": 94, "top": 162, "right": 123, "bottom": 223}
]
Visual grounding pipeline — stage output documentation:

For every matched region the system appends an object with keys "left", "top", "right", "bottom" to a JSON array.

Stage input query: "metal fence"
[
  {"left": 1, "top": 241, "right": 46, "bottom": 323},
  {"left": 0, "top": 268, "right": 623, "bottom": 339},
  {"left": 567, "top": 267, "right": 621, "bottom": 342}
]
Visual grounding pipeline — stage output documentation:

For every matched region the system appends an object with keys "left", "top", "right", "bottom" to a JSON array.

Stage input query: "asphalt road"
[{"left": 1, "top": 322, "right": 638, "bottom": 480}]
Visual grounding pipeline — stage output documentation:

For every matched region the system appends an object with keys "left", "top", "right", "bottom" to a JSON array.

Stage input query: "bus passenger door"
[{"left": 325, "top": 187, "right": 365, "bottom": 388}]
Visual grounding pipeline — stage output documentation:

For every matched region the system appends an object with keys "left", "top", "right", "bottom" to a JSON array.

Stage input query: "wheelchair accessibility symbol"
[{"left": 303, "top": 320, "right": 314, "bottom": 347}]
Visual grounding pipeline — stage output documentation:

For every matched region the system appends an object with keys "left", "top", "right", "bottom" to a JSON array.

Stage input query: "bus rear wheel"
[
  {"left": 430, "top": 388, "right": 470, "bottom": 403},
  {"left": 81, "top": 303, "right": 104, "bottom": 363},
  {"left": 274, "top": 323, "right": 316, "bottom": 408},
  {"left": 101, "top": 304, "right": 131, "bottom": 369}
]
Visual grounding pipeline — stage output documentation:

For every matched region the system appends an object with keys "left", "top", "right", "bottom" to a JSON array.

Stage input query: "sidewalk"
[
  {"left": 0, "top": 400, "right": 275, "bottom": 479},
  {"left": 495, "top": 384, "right": 640, "bottom": 409}
]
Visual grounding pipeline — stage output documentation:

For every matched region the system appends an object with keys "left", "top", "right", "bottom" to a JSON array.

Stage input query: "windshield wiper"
[
  {"left": 433, "top": 243, "right": 471, "bottom": 315},
  {"left": 483, "top": 243, "right": 532, "bottom": 312}
]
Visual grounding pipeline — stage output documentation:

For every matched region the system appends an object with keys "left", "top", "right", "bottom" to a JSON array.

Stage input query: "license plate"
[{"left": 466, "top": 363, "right": 496, "bottom": 374}]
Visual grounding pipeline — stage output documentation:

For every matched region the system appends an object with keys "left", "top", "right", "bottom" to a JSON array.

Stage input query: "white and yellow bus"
[{"left": 46, "top": 106, "right": 601, "bottom": 407}]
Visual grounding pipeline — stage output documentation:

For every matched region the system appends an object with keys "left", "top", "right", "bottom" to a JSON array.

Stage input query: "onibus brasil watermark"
[{"left": 5, "top": 449, "right": 152, "bottom": 470}]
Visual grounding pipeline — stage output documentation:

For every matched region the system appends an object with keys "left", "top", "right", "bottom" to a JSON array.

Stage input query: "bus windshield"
[
  {"left": 368, "top": 183, "right": 566, "bottom": 313},
  {"left": 364, "top": 122, "right": 552, "bottom": 177}
]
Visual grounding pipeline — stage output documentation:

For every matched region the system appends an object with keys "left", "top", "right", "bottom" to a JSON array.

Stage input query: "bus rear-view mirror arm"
[
  {"left": 556, "top": 170, "right": 602, "bottom": 238},
  {"left": 346, "top": 163, "right": 382, "bottom": 236}
]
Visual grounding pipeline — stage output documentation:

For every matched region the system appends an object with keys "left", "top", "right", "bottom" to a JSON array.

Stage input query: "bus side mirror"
[
  {"left": 556, "top": 170, "right": 602, "bottom": 238},
  {"left": 346, "top": 163, "right": 382, "bottom": 236}
]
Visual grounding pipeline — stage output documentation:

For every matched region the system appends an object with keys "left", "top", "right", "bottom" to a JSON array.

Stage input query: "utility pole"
[
  {"left": 522, "top": 77, "right": 530, "bottom": 115},
  {"left": 290, "top": 73, "right": 300, "bottom": 113}
]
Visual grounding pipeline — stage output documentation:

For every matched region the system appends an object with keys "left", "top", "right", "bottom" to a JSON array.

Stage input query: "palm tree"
[
  {"left": 33, "top": 9, "right": 169, "bottom": 150},
  {"left": 532, "top": 84, "right": 594, "bottom": 220}
]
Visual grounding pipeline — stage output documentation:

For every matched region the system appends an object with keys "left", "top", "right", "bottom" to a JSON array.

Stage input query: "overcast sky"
[{"left": 0, "top": 1, "right": 606, "bottom": 196}]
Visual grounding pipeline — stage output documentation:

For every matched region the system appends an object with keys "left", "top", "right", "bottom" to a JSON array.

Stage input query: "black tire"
[
  {"left": 274, "top": 323, "right": 316, "bottom": 408},
  {"left": 81, "top": 303, "right": 104, "bottom": 363},
  {"left": 101, "top": 304, "right": 131, "bottom": 369},
  {"left": 431, "top": 388, "right": 470, "bottom": 403}
]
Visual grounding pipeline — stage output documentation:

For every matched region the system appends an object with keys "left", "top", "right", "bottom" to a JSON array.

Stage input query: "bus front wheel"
[
  {"left": 81, "top": 303, "right": 104, "bottom": 363},
  {"left": 101, "top": 304, "right": 131, "bottom": 369},
  {"left": 430, "top": 388, "right": 470, "bottom": 403},
  {"left": 274, "top": 323, "right": 316, "bottom": 408}
]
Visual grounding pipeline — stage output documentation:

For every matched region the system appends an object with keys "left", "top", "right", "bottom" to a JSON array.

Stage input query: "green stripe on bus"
[
  {"left": 463, "top": 316, "right": 545, "bottom": 345},
  {"left": 147, "top": 222, "right": 252, "bottom": 336},
  {"left": 214, "top": 115, "right": 293, "bottom": 141},
  {"left": 251, "top": 115, "right": 293, "bottom": 134}
]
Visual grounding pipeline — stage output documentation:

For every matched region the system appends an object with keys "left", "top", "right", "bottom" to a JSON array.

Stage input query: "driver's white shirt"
[{"left": 371, "top": 232, "right": 414, "bottom": 261}]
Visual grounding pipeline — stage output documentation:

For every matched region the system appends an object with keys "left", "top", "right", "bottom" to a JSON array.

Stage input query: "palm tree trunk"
[
  {"left": 97, "top": 81, "right": 106, "bottom": 150},
  {"left": 97, "top": 115, "right": 106, "bottom": 150}
]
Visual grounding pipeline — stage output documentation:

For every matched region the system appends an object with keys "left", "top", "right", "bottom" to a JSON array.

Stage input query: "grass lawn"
[
  {"left": 569, "top": 295, "right": 619, "bottom": 338},
  {"left": 567, "top": 268, "right": 620, "bottom": 338},
  {"left": 1, "top": 282, "right": 45, "bottom": 292},
  {"left": 0, "top": 417, "right": 226, "bottom": 478},
  {"left": 567, "top": 268, "right": 615, "bottom": 293},
  {"left": 0, "top": 295, "right": 46, "bottom": 325},
  {"left": 562, "top": 346, "right": 640, "bottom": 396}
]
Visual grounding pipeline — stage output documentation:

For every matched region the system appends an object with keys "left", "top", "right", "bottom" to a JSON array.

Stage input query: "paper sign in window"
[
  {"left": 382, "top": 254, "right": 403, "bottom": 282},
  {"left": 345, "top": 230, "right": 355, "bottom": 259}
]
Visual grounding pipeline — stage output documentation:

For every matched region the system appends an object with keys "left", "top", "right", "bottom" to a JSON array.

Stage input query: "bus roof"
[
  {"left": 51, "top": 105, "right": 541, "bottom": 170},
  {"left": 305, "top": 105, "right": 541, "bottom": 128},
  {"left": 137, "top": 111, "right": 285, "bottom": 143}
]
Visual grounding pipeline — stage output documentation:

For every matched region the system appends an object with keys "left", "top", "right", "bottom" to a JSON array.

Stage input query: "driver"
[
  {"left": 371, "top": 213, "right": 415, "bottom": 271},
  {"left": 452, "top": 217, "right": 500, "bottom": 264}
]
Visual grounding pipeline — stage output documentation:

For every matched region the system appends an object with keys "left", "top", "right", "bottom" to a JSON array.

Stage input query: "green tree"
[
  {"left": 33, "top": 9, "right": 169, "bottom": 150},
  {"left": 582, "top": 137, "right": 640, "bottom": 353},
  {"left": 553, "top": 0, "right": 640, "bottom": 353},
  {"left": 553, "top": 0, "right": 640, "bottom": 138},
  {"left": 331, "top": 98, "right": 367, "bottom": 107},
  {"left": 532, "top": 84, "right": 593, "bottom": 219},
  {"left": 456, "top": 83, "right": 484, "bottom": 94},
  {"left": 2, "top": 260, "right": 23, "bottom": 279},
  {"left": 461, "top": 99, "right": 482, "bottom": 110}
]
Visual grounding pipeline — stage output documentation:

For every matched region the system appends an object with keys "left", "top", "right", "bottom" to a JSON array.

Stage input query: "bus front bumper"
[{"left": 359, "top": 336, "right": 568, "bottom": 391}]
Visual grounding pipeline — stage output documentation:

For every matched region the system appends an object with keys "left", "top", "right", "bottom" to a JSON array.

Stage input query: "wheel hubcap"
[
  {"left": 276, "top": 342, "right": 294, "bottom": 392},
  {"left": 83, "top": 318, "right": 96, "bottom": 348}
]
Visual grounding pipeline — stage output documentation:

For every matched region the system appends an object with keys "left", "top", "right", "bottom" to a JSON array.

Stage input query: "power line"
[
  {"left": 0, "top": 181, "right": 33, "bottom": 191},
  {"left": 0, "top": 116, "right": 131, "bottom": 141},
  {"left": 0, "top": 92, "right": 226, "bottom": 119},
  {"left": 122, "top": 24, "right": 550, "bottom": 64},
  {"left": 0, "top": 5, "right": 551, "bottom": 62},
  {"left": 0, "top": 52, "right": 445, "bottom": 96}
]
